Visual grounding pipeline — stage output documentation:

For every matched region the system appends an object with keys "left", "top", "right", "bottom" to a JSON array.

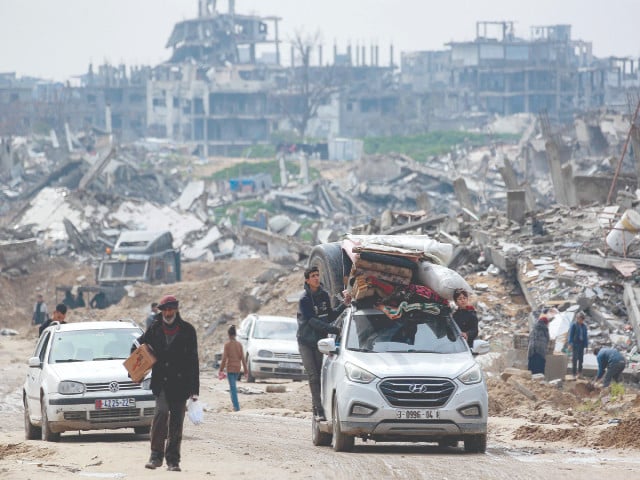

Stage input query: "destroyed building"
[{"left": 2, "top": 4, "right": 639, "bottom": 150}]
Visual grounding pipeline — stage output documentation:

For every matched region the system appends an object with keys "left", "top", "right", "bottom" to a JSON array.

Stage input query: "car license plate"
[
  {"left": 395, "top": 409, "right": 439, "bottom": 420},
  {"left": 278, "top": 362, "right": 300, "bottom": 369},
  {"left": 95, "top": 398, "right": 135, "bottom": 409}
]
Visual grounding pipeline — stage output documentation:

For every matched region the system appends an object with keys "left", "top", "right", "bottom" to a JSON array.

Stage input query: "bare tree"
[{"left": 279, "top": 30, "right": 338, "bottom": 141}]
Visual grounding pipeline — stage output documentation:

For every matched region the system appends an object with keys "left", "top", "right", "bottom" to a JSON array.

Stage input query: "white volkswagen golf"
[{"left": 23, "top": 320, "right": 156, "bottom": 442}]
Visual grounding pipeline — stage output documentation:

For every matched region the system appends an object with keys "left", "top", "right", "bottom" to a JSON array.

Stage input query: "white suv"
[
  {"left": 313, "top": 307, "right": 489, "bottom": 452},
  {"left": 23, "top": 320, "right": 156, "bottom": 441}
]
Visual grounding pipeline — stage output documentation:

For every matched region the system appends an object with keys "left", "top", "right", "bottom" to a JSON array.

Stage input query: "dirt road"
[{"left": 2, "top": 338, "right": 640, "bottom": 480}]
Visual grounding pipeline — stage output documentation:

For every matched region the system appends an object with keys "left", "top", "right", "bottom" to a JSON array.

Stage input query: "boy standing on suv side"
[{"left": 297, "top": 266, "right": 351, "bottom": 420}]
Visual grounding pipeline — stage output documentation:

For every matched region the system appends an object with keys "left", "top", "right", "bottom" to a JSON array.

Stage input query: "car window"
[
  {"left": 345, "top": 310, "right": 467, "bottom": 354},
  {"left": 35, "top": 331, "right": 51, "bottom": 362},
  {"left": 252, "top": 320, "right": 296, "bottom": 340},
  {"left": 49, "top": 328, "right": 142, "bottom": 363}
]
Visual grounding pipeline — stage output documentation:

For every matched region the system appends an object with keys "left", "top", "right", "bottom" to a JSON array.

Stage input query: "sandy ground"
[{"left": 3, "top": 258, "right": 640, "bottom": 478}]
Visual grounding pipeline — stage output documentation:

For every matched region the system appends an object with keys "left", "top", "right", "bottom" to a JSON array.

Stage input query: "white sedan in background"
[
  {"left": 236, "top": 314, "right": 306, "bottom": 382},
  {"left": 23, "top": 320, "right": 155, "bottom": 442}
]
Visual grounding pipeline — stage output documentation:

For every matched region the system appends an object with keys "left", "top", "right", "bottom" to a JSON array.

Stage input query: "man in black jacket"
[
  {"left": 297, "top": 266, "right": 351, "bottom": 420},
  {"left": 137, "top": 295, "right": 199, "bottom": 472}
]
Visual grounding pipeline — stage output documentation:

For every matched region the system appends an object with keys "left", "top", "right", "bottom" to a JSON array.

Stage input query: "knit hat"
[{"left": 158, "top": 295, "right": 179, "bottom": 310}]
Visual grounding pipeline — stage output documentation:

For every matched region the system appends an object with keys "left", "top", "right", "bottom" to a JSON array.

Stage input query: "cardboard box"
[{"left": 123, "top": 344, "right": 156, "bottom": 383}]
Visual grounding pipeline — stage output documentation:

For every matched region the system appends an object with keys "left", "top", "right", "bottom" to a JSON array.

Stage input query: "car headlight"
[
  {"left": 141, "top": 377, "right": 152, "bottom": 390},
  {"left": 257, "top": 350, "right": 274, "bottom": 358},
  {"left": 344, "top": 362, "right": 377, "bottom": 384},
  {"left": 58, "top": 381, "right": 85, "bottom": 395},
  {"left": 458, "top": 363, "right": 483, "bottom": 385}
]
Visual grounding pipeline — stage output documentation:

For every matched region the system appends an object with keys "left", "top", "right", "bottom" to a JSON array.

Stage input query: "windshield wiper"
[
  {"left": 54, "top": 359, "right": 83, "bottom": 363},
  {"left": 348, "top": 347, "right": 373, "bottom": 352},
  {"left": 93, "top": 356, "right": 126, "bottom": 361}
]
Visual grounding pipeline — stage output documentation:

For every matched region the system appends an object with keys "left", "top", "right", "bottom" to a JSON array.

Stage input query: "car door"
[
  {"left": 321, "top": 309, "right": 349, "bottom": 419},
  {"left": 25, "top": 331, "right": 51, "bottom": 420}
]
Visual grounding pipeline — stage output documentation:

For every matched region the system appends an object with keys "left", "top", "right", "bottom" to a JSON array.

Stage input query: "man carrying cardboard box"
[{"left": 135, "top": 294, "right": 199, "bottom": 472}]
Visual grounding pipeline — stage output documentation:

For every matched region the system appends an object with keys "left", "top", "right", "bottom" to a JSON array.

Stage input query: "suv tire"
[
  {"left": 332, "top": 399, "right": 354, "bottom": 452},
  {"left": 464, "top": 433, "right": 487, "bottom": 453},
  {"left": 311, "top": 415, "right": 331, "bottom": 446}
]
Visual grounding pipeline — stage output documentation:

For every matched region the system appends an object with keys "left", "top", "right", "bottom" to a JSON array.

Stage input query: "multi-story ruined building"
[
  {"left": 1, "top": 10, "right": 639, "bottom": 151},
  {"left": 401, "top": 22, "right": 639, "bottom": 123}
]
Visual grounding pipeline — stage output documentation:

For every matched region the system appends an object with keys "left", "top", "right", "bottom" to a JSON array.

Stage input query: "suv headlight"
[
  {"left": 458, "top": 364, "right": 483, "bottom": 385},
  {"left": 141, "top": 377, "right": 152, "bottom": 390},
  {"left": 58, "top": 381, "right": 85, "bottom": 395},
  {"left": 345, "top": 362, "right": 377, "bottom": 384},
  {"left": 257, "top": 349, "right": 274, "bottom": 358}
]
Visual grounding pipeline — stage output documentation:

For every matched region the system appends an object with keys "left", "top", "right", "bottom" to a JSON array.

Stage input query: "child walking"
[{"left": 219, "top": 325, "right": 248, "bottom": 411}]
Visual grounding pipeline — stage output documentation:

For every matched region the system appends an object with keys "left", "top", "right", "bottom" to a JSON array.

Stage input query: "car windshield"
[
  {"left": 252, "top": 320, "right": 297, "bottom": 340},
  {"left": 344, "top": 310, "right": 467, "bottom": 354},
  {"left": 49, "top": 328, "right": 142, "bottom": 363}
]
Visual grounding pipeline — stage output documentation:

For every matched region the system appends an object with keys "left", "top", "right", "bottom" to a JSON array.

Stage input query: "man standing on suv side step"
[{"left": 297, "top": 266, "right": 351, "bottom": 421}]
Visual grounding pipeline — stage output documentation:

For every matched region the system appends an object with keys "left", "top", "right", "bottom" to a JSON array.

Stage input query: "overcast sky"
[{"left": 1, "top": 0, "right": 639, "bottom": 81}]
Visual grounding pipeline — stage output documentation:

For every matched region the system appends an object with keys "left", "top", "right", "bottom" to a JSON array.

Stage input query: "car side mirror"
[
  {"left": 318, "top": 338, "right": 338, "bottom": 355},
  {"left": 28, "top": 356, "right": 42, "bottom": 368},
  {"left": 471, "top": 339, "right": 490, "bottom": 356}
]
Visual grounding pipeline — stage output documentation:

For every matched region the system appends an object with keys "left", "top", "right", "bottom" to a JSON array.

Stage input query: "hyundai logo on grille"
[
  {"left": 408, "top": 384, "right": 429, "bottom": 394},
  {"left": 109, "top": 381, "right": 120, "bottom": 393}
]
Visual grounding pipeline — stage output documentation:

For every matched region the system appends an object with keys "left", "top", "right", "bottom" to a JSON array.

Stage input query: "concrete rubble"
[{"left": 2, "top": 109, "right": 640, "bottom": 382}]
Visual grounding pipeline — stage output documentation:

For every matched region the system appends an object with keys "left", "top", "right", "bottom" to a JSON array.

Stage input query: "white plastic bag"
[
  {"left": 187, "top": 398, "right": 204, "bottom": 425},
  {"left": 415, "top": 262, "right": 473, "bottom": 300}
]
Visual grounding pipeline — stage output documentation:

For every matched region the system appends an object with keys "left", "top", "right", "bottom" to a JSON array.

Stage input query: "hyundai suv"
[
  {"left": 312, "top": 307, "right": 489, "bottom": 452},
  {"left": 23, "top": 320, "right": 156, "bottom": 441}
]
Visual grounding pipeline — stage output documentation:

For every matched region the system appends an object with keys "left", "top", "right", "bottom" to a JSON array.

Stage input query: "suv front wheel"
[
  {"left": 464, "top": 433, "right": 487, "bottom": 453},
  {"left": 332, "top": 399, "right": 354, "bottom": 452}
]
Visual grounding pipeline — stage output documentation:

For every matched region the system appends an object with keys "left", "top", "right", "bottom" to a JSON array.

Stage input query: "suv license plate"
[
  {"left": 396, "top": 409, "right": 439, "bottom": 420},
  {"left": 96, "top": 398, "right": 135, "bottom": 409}
]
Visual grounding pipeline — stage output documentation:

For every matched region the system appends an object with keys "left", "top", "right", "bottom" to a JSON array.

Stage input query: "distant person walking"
[
  {"left": 32, "top": 294, "right": 48, "bottom": 326},
  {"left": 528, "top": 309, "right": 551, "bottom": 375},
  {"left": 593, "top": 346, "right": 626, "bottom": 387},
  {"left": 145, "top": 302, "right": 159, "bottom": 330},
  {"left": 219, "top": 325, "right": 248, "bottom": 412},
  {"left": 568, "top": 311, "right": 589, "bottom": 379}
]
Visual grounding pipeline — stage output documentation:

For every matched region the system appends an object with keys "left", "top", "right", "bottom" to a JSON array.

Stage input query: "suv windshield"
[
  {"left": 49, "top": 328, "right": 142, "bottom": 363},
  {"left": 345, "top": 310, "right": 467, "bottom": 354}
]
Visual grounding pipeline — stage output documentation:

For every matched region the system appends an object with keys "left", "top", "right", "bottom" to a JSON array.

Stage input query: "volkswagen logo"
[
  {"left": 109, "top": 381, "right": 120, "bottom": 393},
  {"left": 408, "top": 384, "right": 429, "bottom": 394}
]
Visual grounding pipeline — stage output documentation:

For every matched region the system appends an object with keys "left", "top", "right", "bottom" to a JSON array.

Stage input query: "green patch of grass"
[
  {"left": 610, "top": 382, "right": 625, "bottom": 400},
  {"left": 241, "top": 144, "right": 276, "bottom": 158},
  {"left": 363, "top": 131, "right": 518, "bottom": 162},
  {"left": 207, "top": 160, "right": 320, "bottom": 185},
  {"left": 576, "top": 399, "right": 601, "bottom": 412}
]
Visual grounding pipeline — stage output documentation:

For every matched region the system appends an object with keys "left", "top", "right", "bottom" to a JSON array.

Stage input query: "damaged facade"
[{"left": 2, "top": 6, "right": 639, "bottom": 149}]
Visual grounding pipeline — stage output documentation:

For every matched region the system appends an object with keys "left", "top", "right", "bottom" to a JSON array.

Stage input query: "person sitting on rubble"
[
  {"left": 75, "top": 291, "right": 86, "bottom": 308},
  {"left": 527, "top": 308, "right": 551, "bottom": 375},
  {"left": 90, "top": 291, "right": 108, "bottom": 309},
  {"left": 530, "top": 213, "right": 546, "bottom": 236},
  {"left": 452, "top": 288, "right": 479, "bottom": 348},
  {"left": 62, "top": 289, "right": 77, "bottom": 309}
]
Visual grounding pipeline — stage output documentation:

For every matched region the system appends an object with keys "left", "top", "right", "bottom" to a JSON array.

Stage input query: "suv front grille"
[
  {"left": 379, "top": 378, "right": 455, "bottom": 408},
  {"left": 85, "top": 381, "right": 140, "bottom": 393}
]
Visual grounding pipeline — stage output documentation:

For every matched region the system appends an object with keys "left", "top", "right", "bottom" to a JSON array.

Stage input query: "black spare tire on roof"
[{"left": 308, "top": 242, "right": 349, "bottom": 308}]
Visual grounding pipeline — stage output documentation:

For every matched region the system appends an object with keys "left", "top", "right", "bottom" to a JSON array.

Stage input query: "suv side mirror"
[
  {"left": 471, "top": 339, "right": 490, "bottom": 356},
  {"left": 28, "top": 357, "right": 42, "bottom": 368},
  {"left": 317, "top": 338, "right": 338, "bottom": 355}
]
